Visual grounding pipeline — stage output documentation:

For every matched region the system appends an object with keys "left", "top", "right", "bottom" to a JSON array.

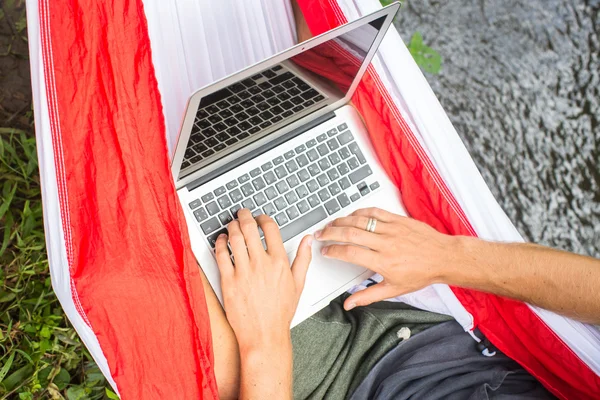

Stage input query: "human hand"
[
  {"left": 314, "top": 207, "right": 456, "bottom": 311},
  {"left": 214, "top": 209, "right": 312, "bottom": 354}
]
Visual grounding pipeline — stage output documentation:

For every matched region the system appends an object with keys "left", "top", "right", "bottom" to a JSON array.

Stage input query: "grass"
[{"left": 0, "top": 129, "right": 117, "bottom": 400}]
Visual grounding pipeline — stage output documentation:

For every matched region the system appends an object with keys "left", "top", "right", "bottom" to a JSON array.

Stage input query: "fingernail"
[
  {"left": 306, "top": 235, "right": 313, "bottom": 247},
  {"left": 321, "top": 247, "right": 328, "bottom": 256},
  {"left": 345, "top": 302, "right": 356, "bottom": 311},
  {"left": 218, "top": 233, "right": 227, "bottom": 239},
  {"left": 314, "top": 230, "right": 322, "bottom": 239}
]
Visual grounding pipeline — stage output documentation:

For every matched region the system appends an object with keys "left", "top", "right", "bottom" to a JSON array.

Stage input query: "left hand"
[{"left": 214, "top": 208, "right": 313, "bottom": 354}]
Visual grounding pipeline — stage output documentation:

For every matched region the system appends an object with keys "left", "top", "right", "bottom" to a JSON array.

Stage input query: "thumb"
[
  {"left": 344, "top": 282, "right": 400, "bottom": 310},
  {"left": 291, "top": 235, "right": 313, "bottom": 293}
]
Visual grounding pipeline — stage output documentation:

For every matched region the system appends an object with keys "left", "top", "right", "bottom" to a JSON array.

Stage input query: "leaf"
[
  {"left": 18, "top": 392, "right": 33, "bottom": 400},
  {"left": 0, "top": 291, "right": 16, "bottom": 303},
  {"left": 407, "top": 32, "right": 443, "bottom": 75},
  {"left": 53, "top": 368, "right": 71, "bottom": 390},
  {"left": 0, "top": 210, "right": 14, "bottom": 257},
  {"left": 0, "top": 182, "right": 17, "bottom": 220},
  {"left": 65, "top": 386, "right": 87, "bottom": 400},
  {"left": 1, "top": 365, "right": 33, "bottom": 391},
  {"left": 0, "top": 352, "right": 15, "bottom": 382},
  {"left": 105, "top": 388, "right": 120, "bottom": 400}
]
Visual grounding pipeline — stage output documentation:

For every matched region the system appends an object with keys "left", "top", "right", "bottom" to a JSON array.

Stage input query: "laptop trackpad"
[{"left": 288, "top": 239, "right": 369, "bottom": 306}]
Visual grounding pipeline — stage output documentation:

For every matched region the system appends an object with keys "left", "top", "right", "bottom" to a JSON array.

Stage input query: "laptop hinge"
[{"left": 186, "top": 111, "right": 336, "bottom": 191}]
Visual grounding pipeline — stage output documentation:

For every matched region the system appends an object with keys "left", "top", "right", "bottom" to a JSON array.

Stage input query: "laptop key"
[
  {"left": 295, "top": 144, "right": 306, "bottom": 153},
  {"left": 307, "top": 179, "right": 319, "bottom": 193},
  {"left": 337, "top": 193, "right": 351, "bottom": 208},
  {"left": 238, "top": 174, "right": 250, "bottom": 183},
  {"left": 201, "top": 193, "right": 215, "bottom": 202},
  {"left": 273, "top": 155, "right": 285, "bottom": 165},
  {"left": 275, "top": 181, "right": 289, "bottom": 194},
  {"left": 318, "top": 158, "right": 331, "bottom": 170},
  {"left": 327, "top": 168, "right": 340, "bottom": 182},
  {"left": 261, "top": 162, "right": 273, "bottom": 171},
  {"left": 252, "top": 209, "right": 263, "bottom": 218},
  {"left": 306, "top": 149, "right": 319, "bottom": 162},
  {"left": 297, "top": 169, "right": 310, "bottom": 182},
  {"left": 264, "top": 171, "right": 277, "bottom": 185},
  {"left": 214, "top": 186, "right": 227, "bottom": 196},
  {"left": 242, "top": 198, "right": 256, "bottom": 210},
  {"left": 317, "top": 144, "right": 329, "bottom": 156},
  {"left": 292, "top": 105, "right": 304, "bottom": 113},
  {"left": 207, "top": 228, "right": 228, "bottom": 248},
  {"left": 275, "top": 166, "right": 288, "bottom": 179},
  {"left": 318, "top": 188, "right": 331, "bottom": 202},
  {"left": 337, "top": 130, "right": 354, "bottom": 145},
  {"left": 217, "top": 193, "right": 232, "bottom": 209},
  {"left": 252, "top": 177, "right": 266, "bottom": 191},
  {"left": 241, "top": 183, "right": 255, "bottom": 197},
  {"left": 260, "top": 121, "right": 272, "bottom": 129},
  {"left": 200, "top": 217, "right": 221, "bottom": 235},
  {"left": 350, "top": 193, "right": 360, "bottom": 202},
  {"left": 295, "top": 184, "right": 309, "bottom": 198},
  {"left": 328, "top": 182, "right": 341, "bottom": 196},
  {"left": 286, "top": 206, "right": 300, "bottom": 220},
  {"left": 265, "top": 186, "right": 278, "bottom": 200},
  {"left": 282, "top": 110, "right": 293, "bottom": 118},
  {"left": 337, "top": 162, "right": 350, "bottom": 176},
  {"left": 274, "top": 212, "right": 289, "bottom": 227},
  {"left": 349, "top": 165, "right": 373, "bottom": 184},
  {"left": 337, "top": 123, "right": 348, "bottom": 131},
  {"left": 274, "top": 197, "right": 288, "bottom": 211},
  {"left": 285, "top": 159, "right": 298, "bottom": 173},
  {"left": 230, "top": 204, "right": 242, "bottom": 217},
  {"left": 279, "top": 206, "right": 327, "bottom": 243},
  {"left": 230, "top": 188, "right": 243, "bottom": 203},
  {"left": 263, "top": 203, "right": 277, "bottom": 216},
  {"left": 254, "top": 192, "right": 268, "bottom": 206},
  {"left": 317, "top": 134, "right": 327, "bottom": 142},
  {"left": 348, "top": 142, "right": 367, "bottom": 164},
  {"left": 193, "top": 207, "right": 209, "bottom": 222},
  {"left": 327, "top": 128, "right": 337, "bottom": 137},
  {"left": 225, "top": 138, "right": 238, "bottom": 146},
  {"left": 348, "top": 157, "right": 360, "bottom": 170},
  {"left": 328, "top": 153, "right": 341, "bottom": 165},
  {"left": 250, "top": 168, "right": 261, "bottom": 178},
  {"left": 206, "top": 201, "right": 220, "bottom": 216},
  {"left": 213, "top": 143, "right": 226, "bottom": 152},
  {"left": 326, "top": 138, "right": 339, "bottom": 151},
  {"left": 189, "top": 199, "right": 202, "bottom": 210},
  {"left": 218, "top": 211, "right": 233, "bottom": 225},
  {"left": 324, "top": 199, "right": 341, "bottom": 215},
  {"left": 297, "top": 199, "right": 310, "bottom": 214},
  {"left": 306, "top": 139, "right": 317, "bottom": 148},
  {"left": 317, "top": 173, "right": 330, "bottom": 187},
  {"left": 284, "top": 150, "right": 295, "bottom": 160},
  {"left": 271, "top": 116, "right": 283, "bottom": 123},
  {"left": 307, "top": 194, "right": 320, "bottom": 207},
  {"left": 308, "top": 164, "right": 320, "bottom": 177},
  {"left": 286, "top": 174, "right": 300, "bottom": 188},
  {"left": 370, "top": 181, "right": 381, "bottom": 191},
  {"left": 285, "top": 191, "right": 298, "bottom": 205},
  {"left": 297, "top": 154, "right": 309, "bottom": 168},
  {"left": 339, "top": 177, "right": 351, "bottom": 190}
]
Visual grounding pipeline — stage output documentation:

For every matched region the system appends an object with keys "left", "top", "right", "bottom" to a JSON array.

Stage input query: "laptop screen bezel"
[{"left": 171, "top": 3, "right": 401, "bottom": 188}]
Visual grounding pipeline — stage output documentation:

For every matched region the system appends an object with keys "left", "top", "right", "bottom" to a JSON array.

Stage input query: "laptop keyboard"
[
  {"left": 188, "top": 123, "right": 381, "bottom": 249},
  {"left": 182, "top": 65, "right": 327, "bottom": 171}
]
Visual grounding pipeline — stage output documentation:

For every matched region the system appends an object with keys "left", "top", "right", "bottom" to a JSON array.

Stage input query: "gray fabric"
[
  {"left": 349, "top": 320, "right": 554, "bottom": 400},
  {"left": 291, "top": 293, "right": 453, "bottom": 400}
]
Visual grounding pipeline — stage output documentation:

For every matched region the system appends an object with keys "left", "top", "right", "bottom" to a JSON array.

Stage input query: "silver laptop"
[{"left": 172, "top": 3, "right": 405, "bottom": 326}]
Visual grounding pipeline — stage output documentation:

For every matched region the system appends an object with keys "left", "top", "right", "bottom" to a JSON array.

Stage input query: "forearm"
[
  {"left": 445, "top": 237, "right": 600, "bottom": 324},
  {"left": 239, "top": 335, "right": 293, "bottom": 400}
]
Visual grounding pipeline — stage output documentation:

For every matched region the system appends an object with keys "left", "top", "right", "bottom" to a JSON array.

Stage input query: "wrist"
[
  {"left": 437, "top": 235, "right": 492, "bottom": 288},
  {"left": 238, "top": 329, "right": 292, "bottom": 359}
]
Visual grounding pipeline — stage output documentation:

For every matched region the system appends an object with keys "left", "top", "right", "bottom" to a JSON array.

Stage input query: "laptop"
[{"left": 172, "top": 3, "right": 405, "bottom": 326}]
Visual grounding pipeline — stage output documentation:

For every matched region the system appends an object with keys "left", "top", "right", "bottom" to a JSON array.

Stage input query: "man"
[{"left": 203, "top": 207, "right": 600, "bottom": 399}]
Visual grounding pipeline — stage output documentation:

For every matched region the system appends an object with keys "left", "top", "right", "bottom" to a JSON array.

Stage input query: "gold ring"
[{"left": 366, "top": 218, "right": 377, "bottom": 233}]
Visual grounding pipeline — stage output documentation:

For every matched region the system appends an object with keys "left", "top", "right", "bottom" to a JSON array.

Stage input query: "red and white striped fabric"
[{"left": 27, "top": 0, "right": 600, "bottom": 399}]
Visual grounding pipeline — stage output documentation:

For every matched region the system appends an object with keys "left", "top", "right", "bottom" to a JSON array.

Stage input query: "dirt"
[{"left": 0, "top": 0, "right": 32, "bottom": 132}]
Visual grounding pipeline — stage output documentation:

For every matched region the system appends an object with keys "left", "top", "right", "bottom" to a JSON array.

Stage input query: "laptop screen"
[{"left": 180, "top": 16, "right": 386, "bottom": 177}]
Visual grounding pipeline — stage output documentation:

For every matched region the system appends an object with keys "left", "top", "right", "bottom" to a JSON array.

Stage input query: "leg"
[{"left": 199, "top": 268, "right": 240, "bottom": 399}]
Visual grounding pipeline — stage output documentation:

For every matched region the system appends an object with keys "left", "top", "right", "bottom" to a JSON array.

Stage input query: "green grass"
[{"left": 0, "top": 128, "right": 117, "bottom": 399}]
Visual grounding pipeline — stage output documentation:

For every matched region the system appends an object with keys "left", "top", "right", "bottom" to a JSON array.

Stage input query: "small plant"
[{"left": 406, "top": 32, "right": 442, "bottom": 74}]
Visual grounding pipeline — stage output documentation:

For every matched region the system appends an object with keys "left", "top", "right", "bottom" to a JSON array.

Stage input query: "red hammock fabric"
[{"left": 37, "top": 0, "right": 599, "bottom": 398}]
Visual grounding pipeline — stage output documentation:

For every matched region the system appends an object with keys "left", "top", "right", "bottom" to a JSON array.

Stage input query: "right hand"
[{"left": 314, "top": 207, "right": 457, "bottom": 310}]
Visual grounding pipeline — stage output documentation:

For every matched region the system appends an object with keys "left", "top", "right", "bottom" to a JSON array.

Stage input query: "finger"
[
  {"left": 352, "top": 207, "right": 398, "bottom": 223},
  {"left": 237, "top": 208, "right": 264, "bottom": 260},
  {"left": 344, "top": 282, "right": 400, "bottom": 310},
  {"left": 226, "top": 220, "right": 249, "bottom": 268},
  {"left": 314, "top": 226, "right": 381, "bottom": 249},
  {"left": 214, "top": 233, "right": 234, "bottom": 280},
  {"left": 329, "top": 215, "right": 390, "bottom": 234},
  {"left": 321, "top": 244, "right": 380, "bottom": 272},
  {"left": 255, "top": 214, "right": 286, "bottom": 257},
  {"left": 291, "top": 235, "right": 313, "bottom": 293}
]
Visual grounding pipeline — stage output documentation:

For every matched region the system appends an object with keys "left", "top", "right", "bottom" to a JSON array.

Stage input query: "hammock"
[{"left": 26, "top": 0, "right": 600, "bottom": 398}]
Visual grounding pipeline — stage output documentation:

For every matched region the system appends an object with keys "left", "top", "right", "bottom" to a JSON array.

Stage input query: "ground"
[{"left": 0, "top": 1, "right": 115, "bottom": 399}]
